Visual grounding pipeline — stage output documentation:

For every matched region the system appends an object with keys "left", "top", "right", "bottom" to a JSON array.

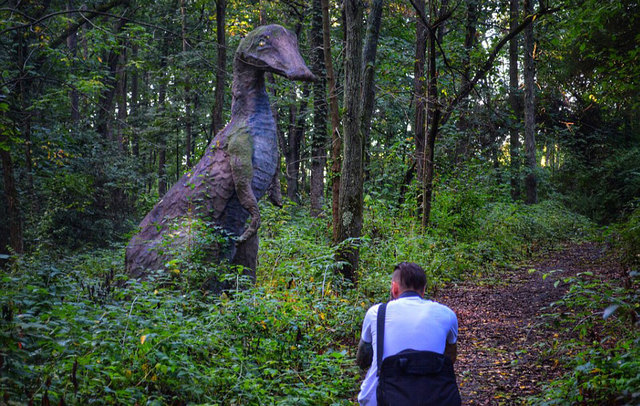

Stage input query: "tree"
[
  {"left": 336, "top": 0, "right": 365, "bottom": 281},
  {"left": 523, "top": 0, "right": 537, "bottom": 204},
  {"left": 336, "top": 0, "right": 383, "bottom": 281},
  {"left": 321, "top": 0, "right": 342, "bottom": 241},
  {"left": 310, "top": 0, "right": 328, "bottom": 217},
  {"left": 210, "top": 0, "right": 227, "bottom": 139},
  {"left": 509, "top": 0, "right": 521, "bottom": 200},
  {"left": 413, "top": 0, "right": 428, "bottom": 187},
  {"left": 284, "top": 84, "right": 310, "bottom": 203},
  {"left": 408, "top": 0, "right": 554, "bottom": 225}
]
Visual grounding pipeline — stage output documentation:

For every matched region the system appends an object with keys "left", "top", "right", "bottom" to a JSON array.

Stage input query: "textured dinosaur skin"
[{"left": 125, "top": 25, "right": 315, "bottom": 278}]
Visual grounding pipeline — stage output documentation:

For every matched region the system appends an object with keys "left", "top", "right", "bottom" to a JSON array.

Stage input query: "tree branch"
[
  {"left": 0, "top": 0, "right": 131, "bottom": 46},
  {"left": 440, "top": 5, "right": 559, "bottom": 126},
  {"left": 407, "top": 0, "right": 460, "bottom": 89},
  {"left": 49, "top": 0, "right": 130, "bottom": 48}
]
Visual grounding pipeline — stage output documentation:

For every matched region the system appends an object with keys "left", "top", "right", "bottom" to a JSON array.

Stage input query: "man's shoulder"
[
  {"left": 365, "top": 302, "right": 383, "bottom": 317},
  {"left": 362, "top": 302, "right": 384, "bottom": 329},
  {"left": 423, "top": 299, "right": 456, "bottom": 316}
]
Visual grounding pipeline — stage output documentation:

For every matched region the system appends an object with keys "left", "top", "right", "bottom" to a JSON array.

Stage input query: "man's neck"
[{"left": 398, "top": 290, "right": 422, "bottom": 299}]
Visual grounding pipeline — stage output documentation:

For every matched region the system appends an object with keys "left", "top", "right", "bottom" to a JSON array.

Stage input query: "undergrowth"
[
  {"left": 0, "top": 193, "right": 596, "bottom": 404},
  {"left": 530, "top": 207, "right": 640, "bottom": 405}
]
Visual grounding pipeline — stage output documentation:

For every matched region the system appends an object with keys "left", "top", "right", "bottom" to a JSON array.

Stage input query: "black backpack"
[{"left": 376, "top": 301, "right": 462, "bottom": 406}]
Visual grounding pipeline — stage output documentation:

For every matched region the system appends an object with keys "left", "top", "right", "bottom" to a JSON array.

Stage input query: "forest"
[{"left": 1, "top": 0, "right": 639, "bottom": 404}]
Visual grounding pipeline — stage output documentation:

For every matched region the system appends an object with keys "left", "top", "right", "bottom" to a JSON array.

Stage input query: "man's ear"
[{"left": 391, "top": 281, "right": 400, "bottom": 298}]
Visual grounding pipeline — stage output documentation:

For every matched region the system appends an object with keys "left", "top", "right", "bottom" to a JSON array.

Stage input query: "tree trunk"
[
  {"left": 181, "top": 0, "right": 193, "bottom": 167},
  {"left": 116, "top": 44, "right": 127, "bottom": 150},
  {"left": 67, "top": 0, "right": 80, "bottom": 122},
  {"left": 337, "top": 0, "right": 364, "bottom": 282},
  {"left": 524, "top": 0, "right": 537, "bottom": 204},
  {"left": 422, "top": 0, "right": 442, "bottom": 229},
  {"left": 96, "top": 18, "right": 125, "bottom": 141},
  {"left": 157, "top": 37, "right": 170, "bottom": 197},
  {"left": 210, "top": 0, "right": 227, "bottom": 140},
  {"left": 509, "top": 0, "right": 521, "bottom": 200},
  {"left": 15, "top": 25, "right": 37, "bottom": 216},
  {"left": 360, "top": 0, "right": 383, "bottom": 161},
  {"left": 310, "top": 0, "right": 327, "bottom": 217},
  {"left": 0, "top": 149, "right": 23, "bottom": 253},
  {"left": 455, "top": 0, "right": 477, "bottom": 162},
  {"left": 285, "top": 84, "right": 310, "bottom": 203},
  {"left": 413, "top": 0, "right": 427, "bottom": 185},
  {"left": 321, "top": 0, "right": 342, "bottom": 242},
  {"left": 131, "top": 43, "right": 140, "bottom": 157}
]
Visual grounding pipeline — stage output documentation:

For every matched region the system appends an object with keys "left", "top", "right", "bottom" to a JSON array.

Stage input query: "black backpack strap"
[{"left": 376, "top": 302, "right": 388, "bottom": 376}]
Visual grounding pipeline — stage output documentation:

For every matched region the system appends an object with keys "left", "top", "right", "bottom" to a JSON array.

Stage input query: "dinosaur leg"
[
  {"left": 230, "top": 154, "right": 260, "bottom": 242},
  {"left": 233, "top": 232, "right": 258, "bottom": 282}
]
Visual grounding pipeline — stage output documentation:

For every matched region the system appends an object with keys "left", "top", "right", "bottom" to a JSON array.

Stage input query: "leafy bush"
[
  {"left": 0, "top": 247, "right": 360, "bottom": 404},
  {"left": 553, "top": 147, "right": 640, "bottom": 224},
  {"left": 614, "top": 205, "right": 640, "bottom": 269},
  {"left": 531, "top": 271, "right": 639, "bottom": 405}
]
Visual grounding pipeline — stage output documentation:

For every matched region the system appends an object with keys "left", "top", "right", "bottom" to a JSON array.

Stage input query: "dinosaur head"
[{"left": 236, "top": 25, "right": 317, "bottom": 82}]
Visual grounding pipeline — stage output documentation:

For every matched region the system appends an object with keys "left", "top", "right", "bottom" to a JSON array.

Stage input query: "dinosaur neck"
[{"left": 231, "top": 58, "right": 270, "bottom": 118}]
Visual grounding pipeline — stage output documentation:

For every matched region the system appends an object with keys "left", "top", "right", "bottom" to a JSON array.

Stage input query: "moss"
[{"left": 226, "top": 125, "right": 254, "bottom": 181}]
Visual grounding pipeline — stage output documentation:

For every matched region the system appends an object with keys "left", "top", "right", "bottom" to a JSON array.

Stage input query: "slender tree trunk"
[
  {"left": 413, "top": 0, "right": 427, "bottom": 185},
  {"left": 131, "top": 43, "right": 140, "bottom": 157},
  {"left": 321, "top": 0, "right": 342, "bottom": 242},
  {"left": 509, "top": 0, "right": 521, "bottom": 200},
  {"left": 360, "top": 0, "right": 383, "bottom": 158},
  {"left": 15, "top": 28, "right": 37, "bottom": 217},
  {"left": 176, "top": 130, "right": 180, "bottom": 181},
  {"left": 0, "top": 149, "right": 23, "bottom": 253},
  {"left": 455, "top": 0, "right": 477, "bottom": 162},
  {"left": 210, "top": 0, "right": 227, "bottom": 140},
  {"left": 67, "top": 0, "right": 80, "bottom": 122},
  {"left": 285, "top": 85, "right": 311, "bottom": 203},
  {"left": 337, "top": 0, "right": 364, "bottom": 281},
  {"left": 524, "top": 0, "right": 537, "bottom": 204},
  {"left": 422, "top": 0, "right": 442, "bottom": 229},
  {"left": 181, "top": 0, "right": 193, "bottom": 167},
  {"left": 96, "top": 17, "right": 125, "bottom": 141},
  {"left": 310, "top": 0, "right": 327, "bottom": 217},
  {"left": 116, "top": 45, "right": 127, "bottom": 150},
  {"left": 157, "top": 38, "right": 170, "bottom": 197}
]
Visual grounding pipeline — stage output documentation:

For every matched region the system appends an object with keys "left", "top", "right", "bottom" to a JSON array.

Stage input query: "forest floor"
[{"left": 436, "top": 242, "right": 620, "bottom": 405}]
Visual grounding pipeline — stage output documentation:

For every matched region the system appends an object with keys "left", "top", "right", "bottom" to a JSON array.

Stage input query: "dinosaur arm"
[{"left": 227, "top": 128, "right": 260, "bottom": 242}]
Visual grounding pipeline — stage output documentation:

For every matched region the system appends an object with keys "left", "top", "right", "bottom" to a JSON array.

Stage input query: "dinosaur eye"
[{"left": 258, "top": 40, "right": 266, "bottom": 47}]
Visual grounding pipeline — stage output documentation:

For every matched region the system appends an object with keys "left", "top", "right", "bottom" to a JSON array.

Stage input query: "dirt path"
[{"left": 436, "top": 242, "right": 615, "bottom": 405}]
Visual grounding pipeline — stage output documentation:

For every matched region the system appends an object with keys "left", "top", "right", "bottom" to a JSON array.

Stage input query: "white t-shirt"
[{"left": 357, "top": 295, "right": 458, "bottom": 406}]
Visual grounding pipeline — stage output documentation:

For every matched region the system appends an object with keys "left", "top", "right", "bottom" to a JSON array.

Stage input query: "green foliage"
[
  {"left": 359, "top": 163, "right": 594, "bottom": 299},
  {"left": 0, "top": 192, "right": 596, "bottom": 404},
  {"left": 553, "top": 146, "right": 640, "bottom": 224},
  {"left": 536, "top": 0, "right": 640, "bottom": 223},
  {"left": 529, "top": 209, "right": 640, "bottom": 404},
  {"left": 0, "top": 246, "right": 359, "bottom": 404},
  {"left": 615, "top": 206, "right": 640, "bottom": 268},
  {"left": 530, "top": 270, "right": 639, "bottom": 405},
  {"left": 28, "top": 130, "right": 143, "bottom": 249}
]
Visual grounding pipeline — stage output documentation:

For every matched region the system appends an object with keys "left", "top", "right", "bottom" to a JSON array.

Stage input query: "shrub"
[{"left": 531, "top": 271, "right": 639, "bottom": 405}]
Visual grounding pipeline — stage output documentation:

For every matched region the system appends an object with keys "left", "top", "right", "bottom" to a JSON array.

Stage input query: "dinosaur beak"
[
  {"left": 285, "top": 65, "right": 318, "bottom": 82},
  {"left": 269, "top": 30, "right": 318, "bottom": 82},
  {"left": 278, "top": 40, "right": 317, "bottom": 82}
]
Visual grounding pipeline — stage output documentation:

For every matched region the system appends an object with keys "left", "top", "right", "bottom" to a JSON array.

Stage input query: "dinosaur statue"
[{"left": 125, "top": 24, "right": 316, "bottom": 280}]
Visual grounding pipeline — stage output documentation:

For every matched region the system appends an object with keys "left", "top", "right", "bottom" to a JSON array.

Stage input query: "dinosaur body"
[{"left": 126, "top": 25, "right": 315, "bottom": 278}]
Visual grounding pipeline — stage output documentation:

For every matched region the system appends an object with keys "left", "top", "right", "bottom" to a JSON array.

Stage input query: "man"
[{"left": 356, "top": 262, "right": 459, "bottom": 405}]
